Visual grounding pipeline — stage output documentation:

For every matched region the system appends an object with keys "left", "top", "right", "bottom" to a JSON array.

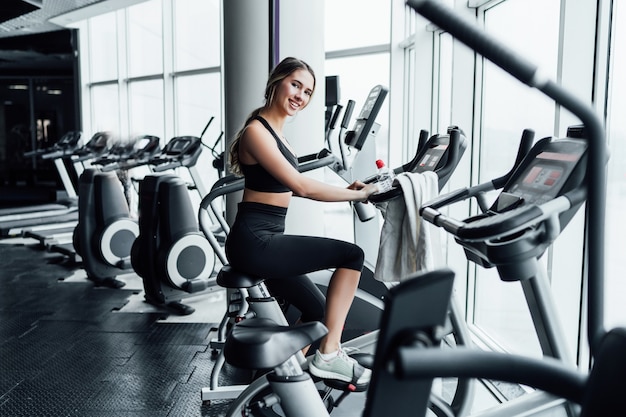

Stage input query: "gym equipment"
[
  {"left": 205, "top": 128, "right": 473, "bottom": 414},
  {"left": 22, "top": 132, "right": 113, "bottom": 248},
  {"left": 131, "top": 173, "right": 216, "bottom": 315},
  {"left": 198, "top": 103, "right": 470, "bottom": 413},
  {"left": 129, "top": 134, "right": 221, "bottom": 314},
  {"left": 92, "top": 134, "right": 161, "bottom": 173},
  {"left": 223, "top": 268, "right": 457, "bottom": 417},
  {"left": 149, "top": 126, "right": 221, "bottom": 199},
  {"left": 366, "top": 1, "right": 616, "bottom": 416},
  {"left": 197, "top": 85, "right": 387, "bottom": 403},
  {"left": 24, "top": 130, "right": 83, "bottom": 199},
  {"left": 44, "top": 134, "right": 160, "bottom": 267},
  {"left": 0, "top": 131, "right": 83, "bottom": 237},
  {"left": 72, "top": 168, "right": 138, "bottom": 288}
]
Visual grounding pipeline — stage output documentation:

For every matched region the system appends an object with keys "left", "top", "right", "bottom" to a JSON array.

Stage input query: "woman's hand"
[{"left": 347, "top": 180, "right": 379, "bottom": 202}]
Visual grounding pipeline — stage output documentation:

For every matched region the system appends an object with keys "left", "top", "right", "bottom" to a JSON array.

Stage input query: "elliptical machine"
[
  {"left": 72, "top": 134, "right": 161, "bottom": 288},
  {"left": 131, "top": 135, "right": 217, "bottom": 315},
  {"left": 72, "top": 168, "right": 139, "bottom": 288}
]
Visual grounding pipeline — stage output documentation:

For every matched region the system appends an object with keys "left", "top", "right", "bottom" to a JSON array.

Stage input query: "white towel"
[{"left": 374, "top": 171, "right": 442, "bottom": 282}]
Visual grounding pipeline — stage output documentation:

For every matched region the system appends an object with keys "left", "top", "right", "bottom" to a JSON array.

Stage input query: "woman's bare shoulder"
[{"left": 242, "top": 119, "right": 273, "bottom": 145}]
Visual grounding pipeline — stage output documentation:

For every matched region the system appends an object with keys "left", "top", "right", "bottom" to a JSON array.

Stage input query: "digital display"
[
  {"left": 416, "top": 144, "right": 448, "bottom": 172},
  {"left": 521, "top": 165, "right": 563, "bottom": 190},
  {"left": 506, "top": 145, "right": 584, "bottom": 205},
  {"left": 171, "top": 139, "right": 189, "bottom": 151}
]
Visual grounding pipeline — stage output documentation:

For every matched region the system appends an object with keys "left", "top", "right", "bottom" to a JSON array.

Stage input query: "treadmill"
[{"left": 0, "top": 131, "right": 84, "bottom": 238}]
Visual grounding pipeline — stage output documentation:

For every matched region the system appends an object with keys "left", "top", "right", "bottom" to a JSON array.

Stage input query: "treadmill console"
[{"left": 151, "top": 136, "right": 203, "bottom": 170}]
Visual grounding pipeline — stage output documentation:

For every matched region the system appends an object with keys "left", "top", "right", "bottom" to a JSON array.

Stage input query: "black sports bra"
[{"left": 240, "top": 116, "right": 298, "bottom": 193}]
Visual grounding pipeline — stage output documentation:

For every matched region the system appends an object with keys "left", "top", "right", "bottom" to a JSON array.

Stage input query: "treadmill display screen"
[{"left": 169, "top": 139, "right": 191, "bottom": 153}]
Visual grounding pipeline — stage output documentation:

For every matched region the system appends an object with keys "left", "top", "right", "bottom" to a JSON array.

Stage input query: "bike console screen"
[
  {"left": 495, "top": 139, "right": 587, "bottom": 211},
  {"left": 344, "top": 85, "right": 388, "bottom": 150},
  {"left": 415, "top": 143, "right": 449, "bottom": 173}
]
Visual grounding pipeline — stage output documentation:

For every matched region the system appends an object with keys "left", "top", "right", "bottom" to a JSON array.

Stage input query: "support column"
[
  {"left": 223, "top": 0, "right": 271, "bottom": 223},
  {"left": 223, "top": 0, "right": 326, "bottom": 236}
]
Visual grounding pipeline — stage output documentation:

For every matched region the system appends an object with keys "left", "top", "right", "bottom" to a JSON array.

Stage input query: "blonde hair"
[{"left": 229, "top": 57, "right": 316, "bottom": 176}]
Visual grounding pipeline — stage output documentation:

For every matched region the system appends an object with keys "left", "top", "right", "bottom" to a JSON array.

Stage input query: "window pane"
[
  {"left": 475, "top": 0, "right": 561, "bottom": 357},
  {"left": 326, "top": 54, "right": 390, "bottom": 162},
  {"left": 174, "top": 73, "right": 223, "bottom": 194},
  {"left": 437, "top": 32, "right": 453, "bottom": 133},
  {"left": 128, "top": 79, "right": 164, "bottom": 140},
  {"left": 173, "top": 0, "right": 221, "bottom": 71},
  {"left": 91, "top": 84, "right": 120, "bottom": 134},
  {"left": 89, "top": 12, "right": 118, "bottom": 82},
  {"left": 127, "top": 0, "right": 163, "bottom": 77},
  {"left": 325, "top": 53, "right": 390, "bottom": 241},
  {"left": 325, "top": 0, "right": 390, "bottom": 51},
  {"left": 605, "top": 2, "right": 626, "bottom": 329}
]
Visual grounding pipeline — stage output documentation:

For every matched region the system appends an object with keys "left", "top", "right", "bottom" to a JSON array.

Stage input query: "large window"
[
  {"left": 173, "top": 0, "right": 220, "bottom": 71},
  {"left": 88, "top": 13, "right": 118, "bottom": 82},
  {"left": 604, "top": 1, "right": 626, "bottom": 330},
  {"left": 324, "top": 0, "right": 392, "bottom": 243},
  {"left": 128, "top": 79, "right": 164, "bottom": 139},
  {"left": 79, "top": 0, "right": 223, "bottom": 198},
  {"left": 90, "top": 83, "right": 120, "bottom": 134},
  {"left": 325, "top": 0, "right": 391, "bottom": 51},
  {"left": 127, "top": 0, "right": 163, "bottom": 78},
  {"left": 474, "top": 0, "right": 564, "bottom": 357}
]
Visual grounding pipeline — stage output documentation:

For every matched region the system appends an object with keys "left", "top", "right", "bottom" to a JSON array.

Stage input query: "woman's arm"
[{"left": 241, "top": 121, "right": 378, "bottom": 202}]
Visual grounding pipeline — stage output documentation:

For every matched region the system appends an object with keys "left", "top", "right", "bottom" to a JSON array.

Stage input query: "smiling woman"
[{"left": 224, "top": 56, "right": 380, "bottom": 386}]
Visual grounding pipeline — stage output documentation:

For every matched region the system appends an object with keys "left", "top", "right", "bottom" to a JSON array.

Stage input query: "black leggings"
[{"left": 225, "top": 202, "right": 365, "bottom": 323}]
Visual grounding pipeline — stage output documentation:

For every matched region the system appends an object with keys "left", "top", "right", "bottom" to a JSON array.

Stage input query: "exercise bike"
[
  {"left": 367, "top": 1, "right": 619, "bottom": 417},
  {"left": 216, "top": 123, "right": 539, "bottom": 417},
  {"left": 199, "top": 109, "right": 473, "bottom": 415}
]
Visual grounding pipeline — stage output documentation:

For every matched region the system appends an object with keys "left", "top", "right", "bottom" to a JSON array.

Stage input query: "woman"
[{"left": 225, "top": 57, "right": 379, "bottom": 386}]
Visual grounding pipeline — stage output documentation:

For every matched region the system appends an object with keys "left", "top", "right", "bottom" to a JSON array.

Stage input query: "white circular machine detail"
[
  {"left": 165, "top": 234, "right": 213, "bottom": 288},
  {"left": 99, "top": 219, "right": 140, "bottom": 265}
]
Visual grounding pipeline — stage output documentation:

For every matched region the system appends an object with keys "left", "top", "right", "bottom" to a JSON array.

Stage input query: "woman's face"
[{"left": 272, "top": 69, "right": 315, "bottom": 116}]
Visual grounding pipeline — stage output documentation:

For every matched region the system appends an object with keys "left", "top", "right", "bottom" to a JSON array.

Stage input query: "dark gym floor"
[
  {"left": 0, "top": 239, "right": 248, "bottom": 417},
  {"left": 0, "top": 234, "right": 532, "bottom": 417}
]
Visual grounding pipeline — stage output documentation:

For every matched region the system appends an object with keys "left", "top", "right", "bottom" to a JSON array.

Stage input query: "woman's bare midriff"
[{"left": 242, "top": 188, "right": 292, "bottom": 208}]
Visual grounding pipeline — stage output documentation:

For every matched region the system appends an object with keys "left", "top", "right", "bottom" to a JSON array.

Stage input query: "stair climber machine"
[
  {"left": 130, "top": 134, "right": 219, "bottom": 315},
  {"left": 70, "top": 135, "right": 161, "bottom": 288},
  {"left": 365, "top": 1, "right": 619, "bottom": 417}
]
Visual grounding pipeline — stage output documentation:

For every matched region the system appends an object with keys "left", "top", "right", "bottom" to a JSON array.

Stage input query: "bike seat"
[
  {"left": 224, "top": 318, "right": 328, "bottom": 369},
  {"left": 217, "top": 265, "right": 265, "bottom": 288}
]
